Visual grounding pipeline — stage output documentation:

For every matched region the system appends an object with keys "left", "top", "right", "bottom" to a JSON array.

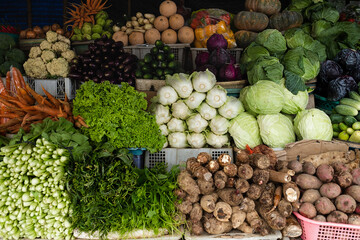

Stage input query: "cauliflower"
[
  {"left": 58, "top": 35, "right": 71, "bottom": 45},
  {"left": 23, "top": 57, "right": 48, "bottom": 78},
  {"left": 46, "top": 31, "right": 58, "bottom": 43},
  {"left": 29, "top": 46, "right": 42, "bottom": 59},
  {"left": 41, "top": 50, "right": 55, "bottom": 63},
  {"left": 61, "top": 50, "right": 76, "bottom": 62},
  {"left": 40, "top": 40, "right": 52, "bottom": 50},
  {"left": 46, "top": 58, "right": 69, "bottom": 77},
  {"left": 52, "top": 41, "right": 69, "bottom": 53}
]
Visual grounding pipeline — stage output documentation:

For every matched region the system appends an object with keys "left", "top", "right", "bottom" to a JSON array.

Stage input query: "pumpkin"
[
  {"left": 269, "top": 11, "right": 303, "bottom": 32},
  {"left": 245, "top": 0, "right": 281, "bottom": 16},
  {"left": 235, "top": 30, "right": 258, "bottom": 48},
  {"left": 234, "top": 11, "right": 269, "bottom": 32}
]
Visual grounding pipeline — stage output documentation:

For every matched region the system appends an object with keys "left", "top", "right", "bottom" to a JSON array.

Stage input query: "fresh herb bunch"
[{"left": 73, "top": 81, "right": 166, "bottom": 153}]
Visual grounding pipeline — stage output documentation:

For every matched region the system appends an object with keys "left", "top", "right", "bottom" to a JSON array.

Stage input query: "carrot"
[
  {"left": 5, "top": 71, "right": 11, "bottom": 93},
  {"left": 0, "top": 74, "right": 9, "bottom": 96},
  {"left": 41, "top": 85, "right": 61, "bottom": 108},
  {"left": 267, "top": 186, "right": 282, "bottom": 213},
  {"left": 25, "top": 84, "right": 53, "bottom": 107},
  {"left": 14, "top": 89, "right": 29, "bottom": 106},
  {"left": 18, "top": 88, "right": 35, "bottom": 105},
  {"left": 12, "top": 67, "right": 26, "bottom": 88},
  {"left": 77, "top": 117, "right": 89, "bottom": 128},
  {"left": 75, "top": 121, "right": 82, "bottom": 128},
  {"left": 0, "top": 113, "right": 23, "bottom": 118},
  {"left": 21, "top": 113, "right": 31, "bottom": 127},
  {"left": 0, "top": 98, "right": 19, "bottom": 109},
  {"left": 8, "top": 99, "right": 34, "bottom": 110},
  {"left": 32, "top": 105, "right": 61, "bottom": 116},
  {"left": 0, "top": 118, "right": 21, "bottom": 129},
  {"left": 64, "top": 93, "right": 69, "bottom": 102},
  {"left": 60, "top": 100, "right": 72, "bottom": 115},
  {"left": 25, "top": 113, "right": 48, "bottom": 122},
  {"left": 10, "top": 67, "right": 23, "bottom": 96}
]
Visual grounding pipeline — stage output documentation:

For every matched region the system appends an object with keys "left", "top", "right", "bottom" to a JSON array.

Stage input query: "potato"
[
  {"left": 300, "top": 189, "right": 321, "bottom": 203},
  {"left": 335, "top": 195, "right": 356, "bottom": 214},
  {"left": 299, "top": 202, "right": 317, "bottom": 219},
  {"left": 312, "top": 215, "right": 326, "bottom": 222},
  {"left": 319, "top": 183, "right": 341, "bottom": 199},
  {"left": 332, "top": 162, "right": 349, "bottom": 174},
  {"left": 336, "top": 171, "right": 353, "bottom": 188},
  {"left": 296, "top": 174, "right": 322, "bottom": 190},
  {"left": 348, "top": 214, "right": 360, "bottom": 225},
  {"left": 352, "top": 168, "right": 360, "bottom": 185},
  {"left": 315, "top": 197, "right": 336, "bottom": 215},
  {"left": 316, "top": 164, "right": 334, "bottom": 183},
  {"left": 288, "top": 160, "right": 303, "bottom": 173},
  {"left": 346, "top": 185, "right": 360, "bottom": 202},
  {"left": 303, "top": 162, "right": 316, "bottom": 175},
  {"left": 327, "top": 210, "right": 348, "bottom": 224}
]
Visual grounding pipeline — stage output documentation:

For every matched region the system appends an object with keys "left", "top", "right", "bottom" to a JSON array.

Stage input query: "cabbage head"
[
  {"left": 311, "top": 20, "right": 332, "bottom": 38},
  {"left": 294, "top": 108, "right": 333, "bottom": 141},
  {"left": 303, "top": 36, "right": 327, "bottom": 62},
  {"left": 282, "top": 88, "right": 309, "bottom": 114},
  {"left": 246, "top": 80, "right": 285, "bottom": 115},
  {"left": 284, "top": 28, "right": 307, "bottom": 49},
  {"left": 239, "top": 87, "right": 258, "bottom": 116},
  {"left": 229, "top": 112, "right": 262, "bottom": 149},
  {"left": 247, "top": 56, "right": 284, "bottom": 85},
  {"left": 305, "top": 3, "right": 339, "bottom": 23},
  {"left": 283, "top": 47, "right": 320, "bottom": 81},
  {"left": 257, "top": 113, "right": 296, "bottom": 148},
  {"left": 255, "top": 29, "right": 287, "bottom": 54},
  {"left": 288, "top": 0, "right": 312, "bottom": 12},
  {"left": 240, "top": 42, "right": 270, "bottom": 66}
]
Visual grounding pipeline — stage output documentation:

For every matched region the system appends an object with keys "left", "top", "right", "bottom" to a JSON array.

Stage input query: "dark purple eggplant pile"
[{"left": 68, "top": 35, "right": 138, "bottom": 86}]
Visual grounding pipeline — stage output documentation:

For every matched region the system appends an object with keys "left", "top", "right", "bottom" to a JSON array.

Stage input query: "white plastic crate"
[
  {"left": 185, "top": 230, "right": 282, "bottom": 240},
  {"left": 145, "top": 148, "right": 233, "bottom": 171},
  {"left": 190, "top": 48, "right": 243, "bottom": 70},
  {"left": 26, "top": 77, "right": 77, "bottom": 100}
]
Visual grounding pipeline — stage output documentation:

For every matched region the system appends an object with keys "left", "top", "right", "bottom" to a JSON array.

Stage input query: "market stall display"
[
  {"left": 19, "top": 24, "right": 70, "bottom": 40},
  {"left": 0, "top": 34, "right": 26, "bottom": 75}
]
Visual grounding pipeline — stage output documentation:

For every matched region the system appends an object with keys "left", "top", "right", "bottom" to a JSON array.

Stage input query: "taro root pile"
[{"left": 175, "top": 145, "right": 303, "bottom": 238}]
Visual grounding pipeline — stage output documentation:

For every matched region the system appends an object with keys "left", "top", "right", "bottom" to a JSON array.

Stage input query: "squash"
[
  {"left": 112, "top": 31, "right": 129, "bottom": 46},
  {"left": 245, "top": 0, "right": 281, "bottom": 16},
  {"left": 145, "top": 28, "right": 161, "bottom": 44},
  {"left": 178, "top": 26, "right": 194, "bottom": 44},
  {"left": 269, "top": 11, "right": 303, "bottom": 32},
  {"left": 129, "top": 31, "right": 144, "bottom": 45},
  {"left": 235, "top": 30, "right": 258, "bottom": 48},
  {"left": 159, "top": 0, "right": 177, "bottom": 17},
  {"left": 169, "top": 14, "right": 184, "bottom": 30},
  {"left": 161, "top": 29, "right": 177, "bottom": 44},
  {"left": 234, "top": 11, "right": 269, "bottom": 32},
  {"left": 154, "top": 16, "right": 169, "bottom": 32}
]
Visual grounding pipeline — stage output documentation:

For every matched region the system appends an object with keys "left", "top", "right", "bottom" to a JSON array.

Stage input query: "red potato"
[
  {"left": 335, "top": 195, "right": 356, "bottom": 214},
  {"left": 300, "top": 189, "right": 321, "bottom": 203},
  {"left": 288, "top": 160, "right": 303, "bottom": 174},
  {"left": 336, "top": 171, "right": 353, "bottom": 188},
  {"left": 315, "top": 197, "right": 336, "bottom": 215},
  {"left": 303, "top": 162, "right": 316, "bottom": 175},
  {"left": 316, "top": 164, "right": 334, "bottom": 183},
  {"left": 332, "top": 162, "right": 349, "bottom": 174},
  {"left": 312, "top": 215, "right": 326, "bottom": 222},
  {"left": 296, "top": 174, "right": 322, "bottom": 189},
  {"left": 299, "top": 202, "right": 317, "bottom": 219},
  {"left": 346, "top": 185, "right": 360, "bottom": 202},
  {"left": 356, "top": 204, "right": 360, "bottom": 215},
  {"left": 352, "top": 168, "right": 360, "bottom": 185},
  {"left": 327, "top": 210, "right": 348, "bottom": 224},
  {"left": 348, "top": 214, "right": 360, "bottom": 225},
  {"left": 319, "top": 183, "right": 342, "bottom": 199}
]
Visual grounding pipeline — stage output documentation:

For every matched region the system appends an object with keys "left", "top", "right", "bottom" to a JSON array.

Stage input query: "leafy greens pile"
[{"left": 73, "top": 81, "right": 166, "bottom": 153}]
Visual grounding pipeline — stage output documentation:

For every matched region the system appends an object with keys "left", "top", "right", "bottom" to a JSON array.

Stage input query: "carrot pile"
[{"left": 0, "top": 67, "right": 88, "bottom": 134}]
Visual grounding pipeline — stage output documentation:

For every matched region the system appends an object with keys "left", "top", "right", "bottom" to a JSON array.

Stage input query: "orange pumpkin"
[{"left": 235, "top": 30, "right": 258, "bottom": 48}]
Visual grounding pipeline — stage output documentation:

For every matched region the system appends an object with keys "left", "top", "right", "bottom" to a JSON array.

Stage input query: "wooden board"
[{"left": 216, "top": 80, "right": 248, "bottom": 89}]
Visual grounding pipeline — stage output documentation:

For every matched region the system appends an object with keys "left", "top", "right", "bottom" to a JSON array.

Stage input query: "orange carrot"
[
  {"left": 59, "top": 100, "right": 72, "bottom": 115},
  {"left": 32, "top": 105, "right": 61, "bottom": 116},
  {"left": 18, "top": 88, "right": 35, "bottom": 105},
  {"left": 0, "top": 75, "right": 9, "bottom": 96},
  {"left": 14, "top": 89, "right": 29, "bottom": 106},
  {"left": 11, "top": 67, "right": 22, "bottom": 96},
  {"left": 41, "top": 85, "right": 61, "bottom": 108},
  {"left": 0, "top": 118, "right": 22, "bottom": 129},
  {"left": 21, "top": 113, "right": 31, "bottom": 127},
  {"left": 12, "top": 67, "right": 26, "bottom": 88},
  {"left": 77, "top": 117, "right": 89, "bottom": 128},
  {"left": 0, "top": 98, "right": 19, "bottom": 109},
  {"left": 25, "top": 84, "right": 53, "bottom": 107},
  {"left": 0, "top": 113, "right": 23, "bottom": 118},
  {"left": 5, "top": 71, "right": 11, "bottom": 92},
  {"left": 64, "top": 93, "right": 69, "bottom": 102},
  {"left": 25, "top": 113, "right": 48, "bottom": 122}
]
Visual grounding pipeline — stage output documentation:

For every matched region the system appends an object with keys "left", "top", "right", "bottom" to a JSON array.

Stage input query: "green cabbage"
[
  {"left": 282, "top": 88, "right": 309, "bottom": 114},
  {"left": 240, "top": 42, "right": 270, "bottom": 66},
  {"left": 283, "top": 47, "right": 320, "bottom": 81},
  {"left": 229, "top": 112, "right": 262, "bottom": 149},
  {"left": 305, "top": 3, "right": 339, "bottom": 23},
  {"left": 257, "top": 113, "right": 296, "bottom": 148},
  {"left": 311, "top": 20, "right": 332, "bottom": 38},
  {"left": 294, "top": 109, "right": 333, "bottom": 141},
  {"left": 284, "top": 28, "right": 307, "bottom": 49},
  {"left": 245, "top": 80, "right": 285, "bottom": 115},
  {"left": 301, "top": 23, "right": 312, "bottom": 35},
  {"left": 303, "top": 36, "right": 327, "bottom": 62},
  {"left": 239, "top": 87, "right": 257, "bottom": 116},
  {"left": 255, "top": 29, "right": 287, "bottom": 54},
  {"left": 288, "top": 0, "right": 312, "bottom": 12},
  {"left": 247, "top": 56, "right": 284, "bottom": 85}
]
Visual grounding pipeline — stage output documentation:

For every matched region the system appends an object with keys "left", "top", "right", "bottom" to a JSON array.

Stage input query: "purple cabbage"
[
  {"left": 218, "top": 64, "right": 238, "bottom": 81},
  {"left": 334, "top": 49, "right": 360, "bottom": 72},
  {"left": 327, "top": 75, "right": 357, "bottom": 101},
  {"left": 195, "top": 52, "right": 210, "bottom": 67},
  {"left": 209, "top": 47, "right": 231, "bottom": 69},
  {"left": 207, "top": 34, "right": 228, "bottom": 52},
  {"left": 196, "top": 64, "right": 217, "bottom": 76}
]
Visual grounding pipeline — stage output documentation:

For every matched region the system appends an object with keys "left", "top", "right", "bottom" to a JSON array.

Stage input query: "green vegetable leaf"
[{"left": 284, "top": 70, "right": 307, "bottom": 95}]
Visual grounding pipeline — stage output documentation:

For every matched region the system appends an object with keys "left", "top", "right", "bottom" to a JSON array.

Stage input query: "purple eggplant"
[
  {"left": 104, "top": 71, "right": 114, "bottom": 78},
  {"left": 123, "top": 55, "right": 138, "bottom": 65},
  {"left": 123, "top": 64, "right": 135, "bottom": 73},
  {"left": 96, "top": 70, "right": 104, "bottom": 79}
]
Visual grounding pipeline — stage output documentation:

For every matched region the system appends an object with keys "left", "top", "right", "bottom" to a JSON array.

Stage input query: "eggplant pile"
[{"left": 69, "top": 35, "right": 138, "bottom": 85}]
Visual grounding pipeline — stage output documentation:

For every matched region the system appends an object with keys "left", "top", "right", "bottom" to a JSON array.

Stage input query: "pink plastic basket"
[{"left": 294, "top": 212, "right": 360, "bottom": 240}]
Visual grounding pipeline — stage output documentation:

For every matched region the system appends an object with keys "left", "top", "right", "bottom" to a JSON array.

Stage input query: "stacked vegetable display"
[
  {"left": 20, "top": 24, "right": 70, "bottom": 39},
  {"left": 68, "top": 36, "right": 138, "bottom": 85},
  {"left": 176, "top": 148, "right": 303, "bottom": 238},
  {"left": 194, "top": 34, "right": 241, "bottom": 81},
  {"left": 23, "top": 31, "right": 75, "bottom": 78},
  {"left": 152, "top": 70, "right": 243, "bottom": 148},
  {"left": 0, "top": 34, "right": 26, "bottom": 75}
]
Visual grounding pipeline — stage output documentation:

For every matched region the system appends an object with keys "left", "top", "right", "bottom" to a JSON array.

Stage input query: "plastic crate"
[
  {"left": 145, "top": 148, "right": 233, "bottom": 171},
  {"left": 26, "top": 78, "right": 77, "bottom": 100},
  {"left": 314, "top": 94, "right": 339, "bottom": 115},
  {"left": 225, "top": 88, "right": 241, "bottom": 98},
  {"left": 124, "top": 44, "right": 190, "bottom": 68},
  {"left": 185, "top": 230, "right": 282, "bottom": 240},
  {"left": 294, "top": 212, "right": 360, "bottom": 240},
  {"left": 190, "top": 48, "right": 243, "bottom": 70}
]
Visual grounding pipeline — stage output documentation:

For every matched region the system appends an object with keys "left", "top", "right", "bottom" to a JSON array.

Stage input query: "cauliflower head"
[
  {"left": 46, "top": 31, "right": 58, "bottom": 43},
  {"left": 40, "top": 40, "right": 52, "bottom": 50},
  {"left": 61, "top": 50, "right": 76, "bottom": 62},
  {"left": 52, "top": 41, "right": 69, "bottom": 53},
  {"left": 41, "top": 50, "right": 55, "bottom": 63},
  {"left": 23, "top": 57, "right": 48, "bottom": 79},
  {"left": 29, "top": 46, "right": 42, "bottom": 58},
  {"left": 46, "top": 58, "right": 69, "bottom": 77},
  {"left": 58, "top": 35, "right": 71, "bottom": 45}
]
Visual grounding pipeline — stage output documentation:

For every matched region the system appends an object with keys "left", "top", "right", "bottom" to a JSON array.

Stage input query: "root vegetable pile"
[
  {"left": 175, "top": 145, "right": 302, "bottom": 237},
  {"left": 287, "top": 159, "right": 360, "bottom": 225}
]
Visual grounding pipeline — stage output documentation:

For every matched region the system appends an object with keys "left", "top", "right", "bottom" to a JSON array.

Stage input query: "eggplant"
[
  {"left": 118, "top": 64, "right": 125, "bottom": 71},
  {"left": 84, "top": 75, "right": 90, "bottom": 81},
  {"left": 95, "top": 50, "right": 101, "bottom": 55},
  {"left": 131, "top": 72, "right": 136, "bottom": 78},
  {"left": 113, "top": 41, "right": 124, "bottom": 49},
  {"left": 111, "top": 67, "right": 117, "bottom": 73},
  {"left": 83, "top": 58, "right": 92, "bottom": 64},
  {"left": 114, "top": 59, "right": 121, "bottom": 67},
  {"left": 68, "top": 73, "right": 82, "bottom": 79},
  {"left": 108, "top": 61, "right": 115, "bottom": 67},
  {"left": 102, "top": 64, "right": 110, "bottom": 70},
  {"left": 70, "top": 64, "right": 78, "bottom": 69},
  {"left": 124, "top": 73, "right": 130, "bottom": 79},
  {"left": 94, "top": 57, "right": 101, "bottom": 64},
  {"left": 89, "top": 63, "right": 97, "bottom": 68},
  {"left": 88, "top": 43, "right": 97, "bottom": 53},
  {"left": 104, "top": 40, "right": 112, "bottom": 48},
  {"left": 102, "top": 48, "right": 109, "bottom": 54},
  {"left": 83, "top": 63, "right": 88, "bottom": 69},
  {"left": 110, "top": 48, "right": 117, "bottom": 55},
  {"left": 104, "top": 70, "right": 114, "bottom": 78},
  {"left": 96, "top": 70, "right": 104, "bottom": 79},
  {"left": 87, "top": 70, "right": 95, "bottom": 76},
  {"left": 92, "top": 77, "right": 100, "bottom": 83},
  {"left": 116, "top": 70, "right": 123, "bottom": 77},
  {"left": 71, "top": 58, "right": 79, "bottom": 64},
  {"left": 94, "top": 38, "right": 105, "bottom": 46},
  {"left": 123, "top": 55, "right": 138, "bottom": 65},
  {"left": 90, "top": 54, "right": 96, "bottom": 59},
  {"left": 83, "top": 50, "right": 91, "bottom": 56},
  {"left": 123, "top": 63, "right": 134, "bottom": 74},
  {"left": 127, "top": 79, "right": 135, "bottom": 86}
]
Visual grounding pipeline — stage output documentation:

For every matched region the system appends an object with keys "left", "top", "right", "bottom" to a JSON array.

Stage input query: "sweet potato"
[
  {"left": 247, "top": 184, "right": 263, "bottom": 200},
  {"left": 313, "top": 215, "right": 326, "bottom": 222},
  {"left": 295, "top": 174, "right": 322, "bottom": 190},
  {"left": 348, "top": 214, "right": 360, "bottom": 225},
  {"left": 214, "top": 170, "right": 228, "bottom": 189},
  {"left": 352, "top": 168, "right": 360, "bottom": 185},
  {"left": 346, "top": 185, "right": 360, "bottom": 202},
  {"left": 203, "top": 216, "right": 232, "bottom": 234},
  {"left": 223, "top": 163, "right": 237, "bottom": 177},
  {"left": 252, "top": 169, "right": 270, "bottom": 185},
  {"left": 190, "top": 203, "right": 203, "bottom": 221},
  {"left": 237, "top": 164, "right": 253, "bottom": 180},
  {"left": 231, "top": 206, "right": 246, "bottom": 228},
  {"left": 217, "top": 188, "right": 243, "bottom": 206},
  {"left": 300, "top": 189, "right": 321, "bottom": 204},
  {"left": 356, "top": 204, "right": 360, "bottom": 215},
  {"left": 288, "top": 160, "right": 303, "bottom": 174},
  {"left": 315, "top": 197, "right": 336, "bottom": 215},
  {"left": 319, "top": 183, "right": 341, "bottom": 199},
  {"left": 235, "top": 178, "right": 250, "bottom": 193},
  {"left": 335, "top": 195, "right": 356, "bottom": 213},
  {"left": 299, "top": 202, "right": 317, "bottom": 219},
  {"left": 239, "top": 197, "right": 255, "bottom": 213},
  {"left": 327, "top": 210, "right": 348, "bottom": 223},
  {"left": 303, "top": 162, "right": 316, "bottom": 175},
  {"left": 197, "top": 152, "right": 211, "bottom": 165},
  {"left": 336, "top": 171, "right": 353, "bottom": 188},
  {"left": 197, "top": 178, "right": 215, "bottom": 195},
  {"left": 316, "top": 164, "right": 334, "bottom": 183},
  {"left": 206, "top": 160, "right": 220, "bottom": 173},
  {"left": 214, "top": 201, "right": 232, "bottom": 222},
  {"left": 177, "top": 170, "right": 200, "bottom": 196}
]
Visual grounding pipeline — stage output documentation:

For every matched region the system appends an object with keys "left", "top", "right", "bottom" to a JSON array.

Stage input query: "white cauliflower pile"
[{"left": 23, "top": 31, "right": 75, "bottom": 78}]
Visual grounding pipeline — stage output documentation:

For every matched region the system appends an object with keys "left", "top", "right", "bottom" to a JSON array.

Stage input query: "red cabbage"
[
  {"left": 218, "top": 64, "right": 237, "bottom": 81},
  {"left": 334, "top": 49, "right": 360, "bottom": 72},
  {"left": 196, "top": 64, "right": 217, "bottom": 76},
  {"left": 209, "top": 47, "right": 231, "bottom": 69},
  {"left": 195, "top": 51, "right": 210, "bottom": 67},
  {"left": 207, "top": 34, "right": 228, "bottom": 52}
]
